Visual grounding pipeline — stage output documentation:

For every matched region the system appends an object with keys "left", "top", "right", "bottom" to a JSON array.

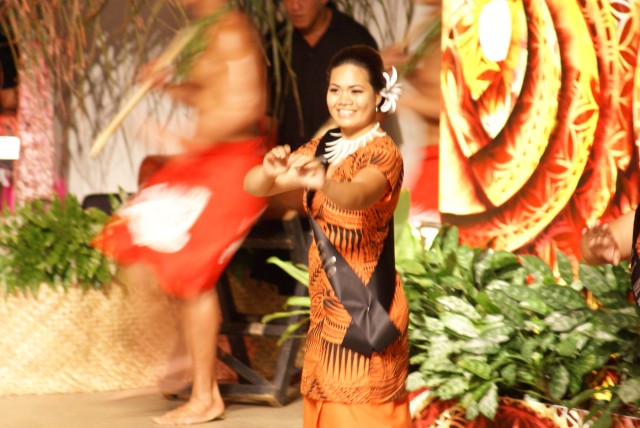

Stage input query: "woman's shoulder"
[{"left": 367, "top": 133, "right": 401, "bottom": 156}]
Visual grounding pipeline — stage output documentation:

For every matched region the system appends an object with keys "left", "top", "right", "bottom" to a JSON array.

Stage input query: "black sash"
[
  {"left": 308, "top": 216, "right": 400, "bottom": 357},
  {"left": 631, "top": 207, "right": 640, "bottom": 309},
  {"left": 306, "top": 130, "right": 401, "bottom": 357}
]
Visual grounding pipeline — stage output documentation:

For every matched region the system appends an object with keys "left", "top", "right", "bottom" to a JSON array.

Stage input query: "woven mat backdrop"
[{"left": 0, "top": 281, "right": 181, "bottom": 395}]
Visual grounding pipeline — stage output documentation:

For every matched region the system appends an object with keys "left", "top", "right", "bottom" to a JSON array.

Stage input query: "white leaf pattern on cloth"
[{"left": 120, "top": 183, "right": 212, "bottom": 253}]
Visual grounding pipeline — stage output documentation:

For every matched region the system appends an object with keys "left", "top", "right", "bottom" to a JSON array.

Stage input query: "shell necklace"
[{"left": 323, "top": 123, "right": 386, "bottom": 165}]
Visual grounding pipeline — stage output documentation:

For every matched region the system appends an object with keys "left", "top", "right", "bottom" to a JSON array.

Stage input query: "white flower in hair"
[{"left": 380, "top": 66, "right": 402, "bottom": 113}]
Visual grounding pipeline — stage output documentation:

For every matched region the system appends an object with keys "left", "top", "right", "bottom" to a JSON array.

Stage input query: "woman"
[
  {"left": 244, "top": 45, "right": 410, "bottom": 428},
  {"left": 92, "top": 0, "right": 267, "bottom": 425}
]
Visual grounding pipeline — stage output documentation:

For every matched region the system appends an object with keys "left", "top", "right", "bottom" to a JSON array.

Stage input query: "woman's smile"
[{"left": 327, "top": 63, "right": 381, "bottom": 139}]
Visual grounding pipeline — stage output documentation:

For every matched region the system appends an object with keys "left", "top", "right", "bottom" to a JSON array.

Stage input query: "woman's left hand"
[{"left": 291, "top": 156, "right": 327, "bottom": 190}]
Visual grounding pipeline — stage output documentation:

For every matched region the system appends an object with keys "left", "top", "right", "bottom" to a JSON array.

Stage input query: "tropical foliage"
[
  {"left": 404, "top": 225, "right": 640, "bottom": 426},
  {"left": 0, "top": 194, "right": 118, "bottom": 296}
]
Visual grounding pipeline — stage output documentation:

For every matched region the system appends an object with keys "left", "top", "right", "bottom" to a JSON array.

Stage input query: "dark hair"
[{"left": 327, "top": 45, "right": 385, "bottom": 93}]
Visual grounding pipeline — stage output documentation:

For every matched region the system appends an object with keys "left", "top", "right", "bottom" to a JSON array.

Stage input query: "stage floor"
[{"left": 0, "top": 389, "right": 303, "bottom": 428}]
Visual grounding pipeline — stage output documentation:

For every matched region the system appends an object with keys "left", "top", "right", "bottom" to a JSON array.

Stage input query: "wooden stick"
[{"left": 90, "top": 26, "right": 199, "bottom": 158}]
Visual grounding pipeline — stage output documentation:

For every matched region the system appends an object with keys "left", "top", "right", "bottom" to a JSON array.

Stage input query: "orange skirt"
[
  {"left": 303, "top": 396, "right": 411, "bottom": 428},
  {"left": 91, "top": 138, "right": 266, "bottom": 299}
]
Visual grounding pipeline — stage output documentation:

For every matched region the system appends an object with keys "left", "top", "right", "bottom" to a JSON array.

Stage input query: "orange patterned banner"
[{"left": 440, "top": 0, "right": 640, "bottom": 264}]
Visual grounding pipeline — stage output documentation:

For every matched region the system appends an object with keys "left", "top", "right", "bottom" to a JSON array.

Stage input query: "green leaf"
[
  {"left": 261, "top": 309, "right": 310, "bottom": 324},
  {"left": 479, "top": 324, "right": 514, "bottom": 344},
  {"left": 457, "top": 356, "right": 493, "bottom": 380},
  {"left": 570, "top": 345, "right": 613, "bottom": 377},
  {"left": 556, "top": 250, "right": 575, "bottom": 284},
  {"left": 461, "top": 338, "right": 501, "bottom": 355},
  {"left": 520, "top": 338, "right": 540, "bottom": 363},
  {"left": 579, "top": 264, "right": 610, "bottom": 301},
  {"left": 544, "top": 310, "right": 590, "bottom": 332},
  {"left": 485, "top": 287, "right": 524, "bottom": 326},
  {"left": 501, "top": 363, "right": 517, "bottom": 385},
  {"left": 275, "top": 318, "right": 310, "bottom": 345},
  {"left": 519, "top": 254, "right": 554, "bottom": 283},
  {"left": 555, "top": 332, "right": 589, "bottom": 357},
  {"left": 549, "top": 364, "right": 569, "bottom": 400},
  {"left": 441, "top": 226, "right": 459, "bottom": 257},
  {"left": 421, "top": 335, "right": 460, "bottom": 359},
  {"left": 460, "top": 392, "right": 480, "bottom": 420},
  {"left": 436, "top": 376, "right": 469, "bottom": 400},
  {"left": 617, "top": 378, "right": 640, "bottom": 404},
  {"left": 598, "top": 307, "right": 640, "bottom": 331},
  {"left": 500, "top": 283, "right": 539, "bottom": 302},
  {"left": 284, "top": 296, "right": 311, "bottom": 308},
  {"left": 423, "top": 376, "right": 450, "bottom": 389},
  {"left": 518, "top": 297, "right": 553, "bottom": 316},
  {"left": 473, "top": 249, "right": 495, "bottom": 286},
  {"left": 475, "top": 291, "right": 500, "bottom": 314},
  {"left": 437, "top": 296, "right": 481, "bottom": 320},
  {"left": 490, "top": 251, "right": 520, "bottom": 271},
  {"left": 537, "top": 285, "right": 588, "bottom": 311},
  {"left": 440, "top": 312, "right": 479, "bottom": 338},
  {"left": 455, "top": 245, "right": 476, "bottom": 274},
  {"left": 477, "top": 383, "right": 498, "bottom": 420},
  {"left": 406, "top": 371, "right": 428, "bottom": 391},
  {"left": 267, "top": 257, "right": 309, "bottom": 286},
  {"left": 420, "top": 357, "right": 462, "bottom": 375},
  {"left": 0, "top": 194, "right": 115, "bottom": 294}
]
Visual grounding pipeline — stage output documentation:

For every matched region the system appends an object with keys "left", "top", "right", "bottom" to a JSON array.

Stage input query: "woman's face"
[{"left": 327, "top": 63, "right": 381, "bottom": 139}]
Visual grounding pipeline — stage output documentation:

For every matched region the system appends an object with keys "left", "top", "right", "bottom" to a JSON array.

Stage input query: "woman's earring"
[{"left": 376, "top": 106, "right": 379, "bottom": 112}]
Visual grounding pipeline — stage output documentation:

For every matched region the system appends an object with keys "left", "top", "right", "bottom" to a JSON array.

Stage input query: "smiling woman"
[
  {"left": 326, "top": 63, "right": 382, "bottom": 138},
  {"left": 244, "top": 45, "right": 410, "bottom": 428}
]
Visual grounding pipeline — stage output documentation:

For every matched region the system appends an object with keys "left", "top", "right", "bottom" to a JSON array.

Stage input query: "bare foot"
[{"left": 152, "top": 399, "right": 225, "bottom": 425}]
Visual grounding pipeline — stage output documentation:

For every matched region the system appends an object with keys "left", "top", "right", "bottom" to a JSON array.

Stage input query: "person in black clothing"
[{"left": 275, "top": 0, "right": 378, "bottom": 152}]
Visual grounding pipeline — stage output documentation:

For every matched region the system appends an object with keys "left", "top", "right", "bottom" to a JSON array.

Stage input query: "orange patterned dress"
[{"left": 296, "top": 132, "right": 410, "bottom": 427}]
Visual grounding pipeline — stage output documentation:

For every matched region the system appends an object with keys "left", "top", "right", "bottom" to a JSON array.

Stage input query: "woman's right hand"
[{"left": 263, "top": 144, "right": 291, "bottom": 178}]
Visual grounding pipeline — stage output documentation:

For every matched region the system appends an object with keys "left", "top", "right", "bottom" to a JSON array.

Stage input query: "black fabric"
[
  {"left": 273, "top": 5, "right": 378, "bottom": 151},
  {"left": 308, "top": 215, "right": 399, "bottom": 357},
  {"left": 305, "top": 135, "right": 400, "bottom": 357},
  {"left": 631, "top": 207, "right": 640, "bottom": 309}
]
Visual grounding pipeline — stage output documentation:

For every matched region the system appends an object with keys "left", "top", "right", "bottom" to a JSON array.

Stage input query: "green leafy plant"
[
  {"left": 404, "top": 225, "right": 640, "bottom": 426},
  {"left": 0, "top": 194, "right": 116, "bottom": 296},
  {"left": 265, "top": 189, "right": 640, "bottom": 426}
]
